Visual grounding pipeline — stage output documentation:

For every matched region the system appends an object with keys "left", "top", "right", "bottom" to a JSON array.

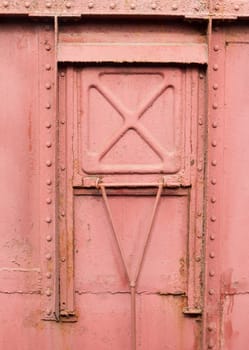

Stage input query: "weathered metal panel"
[{"left": 1, "top": 13, "right": 249, "bottom": 350}]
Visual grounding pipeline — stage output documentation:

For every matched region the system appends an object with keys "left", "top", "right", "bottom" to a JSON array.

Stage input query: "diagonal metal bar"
[
  {"left": 95, "top": 84, "right": 129, "bottom": 120},
  {"left": 100, "top": 184, "right": 131, "bottom": 283},
  {"left": 132, "top": 182, "right": 163, "bottom": 286},
  {"left": 135, "top": 83, "right": 170, "bottom": 120},
  {"left": 135, "top": 123, "right": 166, "bottom": 161}
]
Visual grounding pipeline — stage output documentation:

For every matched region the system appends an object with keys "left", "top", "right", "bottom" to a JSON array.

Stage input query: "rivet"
[
  {"left": 61, "top": 257, "right": 66, "bottom": 262},
  {"left": 199, "top": 118, "right": 203, "bottom": 125},
  {"left": 210, "top": 234, "right": 215, "bottom": 240},
  {"left": 207, "top": 324, "right": 214, "bottom": 332},
  {"left": 194, "top": 6, "right": 199, "bottom": 11},
  {"left": 61, "top": 166, "right": 66, "bottom": 171},
  {"left": 211, "top": 178, "right": 217, "bottom": 185},
  {"left": 45, "top": 217, "right": 52, "bottom": 223},
  {"left": 151, "top": 3, "right": 157, "bottom": 10},
  {"left": 46, "top": 308, "right": 52, "bottom": 315},
  {"left": 210, "top": 216, "right": 216, "bottom": 222},
  {"left": 65, "top": 1, "right": 71, "bottom": 8},
  {"left": 110, "top": 2, "right": 116, "bottom": 9},
  {"left": 45, "top": 82, "right": 51, "bottom": 89},
  {"left": 211, "top": 197, "right": 216, "bottom": 203},
  {"left": 212, "top": 102, "right": 218, "bottom": 109},
  {"left": 46, "top": 141, "right": 52, "bottom": 148},
  {"left": 209, "top": 270, "right": 215, "bottom": 277},
  {"left": 197, "top": 165, "right": 202, "bottom": 172},
  {"left": 130, "top": 3, "right": 136, "bottom": 9},
  {"left": 209, "top": 289, "right": 215, "bottom": 295},
  {"left": 46, "top": 253, "right": 52, "bottom": 260},
  {"left": 213, "top": 83, "right": 218, "bottom": 90},
  {"left": 172, "top": 3, "right": 178, "bottom": 10},
  {"left": 46, "top": 179, "right": 52, "bottom": 185},
  {"left": 197, "top": 234, "right": 202, "bottom": 239},
  {"left": 211, "top": 140, "right": 217, "bottom": 147},
  {"left": 208, "top": 341, "right": 215, "bottom": 349},
  {"left": 211, "top": 160, "right": 217, "bottom": 166},
  {"left": 60, "top": 72, "right": 65, "bottom": 77},
  {"left": 61, "top": 211, "right": 65, "bottom": 217},
  {"left": 46, "top": 272, "right": 52, "bottom": 279},
  {"left": 46, "top": 198, "right": 52, "bottom": 204},
  {"left": 234, "top": 4, "right": 239, "bottom": 11},
  {"left": 46, "top": 160, "right": 52, "bottom": 167},
  {"left": 45, "top": 44, "right": 51, "bottom": 51},
  {"left": 45, "top": 289, "right": 52, "bottom": 297},
  {"left": 88, "top": 1, "right": 94, "bottom": 8},
  {"left": 213, "top": 64, "right": 218, "bottom": 71},
  {"left": 209, "top": 252, "right": 215, "bottom": 258},
  {"left": 45, "top": 64, "right": 51, "bottom": 71},
  {"left": 24, "top": 1, "right": 30, "bottom": 8},
  {"left": 45, "top": 103, "right": 51, "bottom": 109},
  {"left": 3, "top": 1, "right": 9, "bottom": 7},
  {"left": 198, "top": 211, "right": 202, "bottom": 217},
  {"left": 214, "top": 4, "right": 219, "bottom": 11},
  {"left": 60, "top": 120, "right": 65, "bottom": 124},
  {"left": 214, "top": 45, "right": 219, "bottom": 52},
  {"left": 46, "top": 235, "right": 52, "bottom": 242},
  {"left": 195, "top": 256, "right": 201, "bottom": 262},
  {"left": 46, "top": 2, "right": 52, "bottom": 8},
  {"left": 212, "top": 121, "right": 218, "bottom": 128},
  {"left": 45, "top": 122, "right": 51, "bottom": 128},
  {"left": 199, "top": 74, "right": 204, "bottom": 79}
]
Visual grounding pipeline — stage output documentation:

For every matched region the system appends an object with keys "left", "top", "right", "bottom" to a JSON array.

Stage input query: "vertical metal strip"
[
  {"left": 39, "top": 21, "right": 58, "bottom": 321},
  {"left": 203, "top": 16, "right": 225, "bottom": 349}
]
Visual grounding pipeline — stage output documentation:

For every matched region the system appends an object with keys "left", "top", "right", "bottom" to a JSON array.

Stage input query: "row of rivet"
[
  {"left": 43, "top": 27, "right": 54, "bottom": 317},
  {"left": 0, "top": 1, "right": 245, "bottom": 12},
  {"left": 206, "top": 29, "right": 221, "bottom": 350},
  {"left": 0, "top": 1, "right": 204, "bottom": 11}
]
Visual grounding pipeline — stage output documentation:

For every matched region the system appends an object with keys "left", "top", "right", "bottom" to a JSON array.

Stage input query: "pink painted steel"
[{"left": 4, "top": 15, "right": 249, "bottom": 350}]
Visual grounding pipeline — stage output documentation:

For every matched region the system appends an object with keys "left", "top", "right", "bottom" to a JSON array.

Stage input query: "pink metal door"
[{"left": 58, "top": 57, "right": 205, "bottom": 348}]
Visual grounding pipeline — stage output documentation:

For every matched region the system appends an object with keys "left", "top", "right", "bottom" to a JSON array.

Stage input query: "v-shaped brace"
[{"left": 99, "top": 181, "right": 163, "bottom": 350}]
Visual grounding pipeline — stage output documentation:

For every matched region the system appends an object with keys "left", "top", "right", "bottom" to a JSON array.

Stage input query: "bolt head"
[
  {"left": 3, "top": 1, "right": 9, "bottom": 7},
  {"left": 110, "top": 2, "right": 116, "bottom": 9},
  {"left": 45, "top": 122, "right": 52, "bottom": 128},
  {"left": 45, "top": 82, "right": 51, "bottom": 89},
  {"left": 46, "top": 254, "right": 52, "bottom": 260},
  {"left": 46, "top": 272, "right": 52, "bottom": 279},
  {"left": 209, "top": 270, "right": 215, "bottom": 277},
  {"left": 211, "top": 140, "right": 217, "bottom": 147},
  {"left": 213, "top": 45, "right": 219, "bottom": 52},
  {"left": 130, "top": 3, "right": 136, "bottom": 9},
  {"left": 46, "top": 198, "right": 52, "bottom": 204},
  {"left": 234, "top": 4, "right": 239, "bottom": 11},
  {"left": 212, "top": 121, "right": 218, "bottom": 128},
  {"left": 46, "top": 308, "right": 52, "bottom": 315},
  {"left": 46, "top": 160, "right": 52, "bottom": 167},
  {"left": 46, "top": 141, "right": 52, "bottom": 148},
  {"left": 210, "top": 234, "right": 216, "bottom": 240},
  {"left": 24, "top": 1, "right": 30, "bottom": 8},
  {"left": 151, "top": 3, "right": 157, "bottom": 10},
  {"left": 45, "top": 217, "right": 52, "bottom": 223},
  {"left": 213, "top": 83, "right": 218, "bottom": 90},
  {"left": 46, "top": 235, "right": 52, "bottom": 241},
  {"left": 65, "top": 1, "right": 71, "bottom": 8},
  {"left": 45, "top": 64, "right": 51, "bottom": 71},
  {"left": 46, "top": 179, "right": 52, "bottom": 185},
  {"left": 213, "top": 64, "right": 218, "bottom": 71},
  {"left": 88, "top": 1, "right": 94, "bottom": 8},
  {"left": 45, "top": 289, "right": 52, "bottom": 297},
  {"left": 46, "top": 2, "right": 52, "bottom": 8}
]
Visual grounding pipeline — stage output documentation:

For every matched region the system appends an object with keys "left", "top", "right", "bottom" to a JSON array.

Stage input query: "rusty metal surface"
[
  {"left": 1, "top": 13, "right": 249, "bottom": 350},
  {"left": 0, "top": 0, "right": 249, "bottom": 19}
]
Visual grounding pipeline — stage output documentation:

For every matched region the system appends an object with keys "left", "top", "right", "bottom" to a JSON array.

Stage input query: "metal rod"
[
  {"left": 100, "top": 181, "right": 163, "bottom": 350},
  {"left": 100, "top": 184, "right": 131, "bottom": 282}
]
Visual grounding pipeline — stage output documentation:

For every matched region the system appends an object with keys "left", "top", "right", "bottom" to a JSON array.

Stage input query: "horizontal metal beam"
[
  {"left": 58, "top": 43, "right": 208, "bottom": 64},
  {"left": 0, "top": 0, "right": 249, "bottom": 19}
]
